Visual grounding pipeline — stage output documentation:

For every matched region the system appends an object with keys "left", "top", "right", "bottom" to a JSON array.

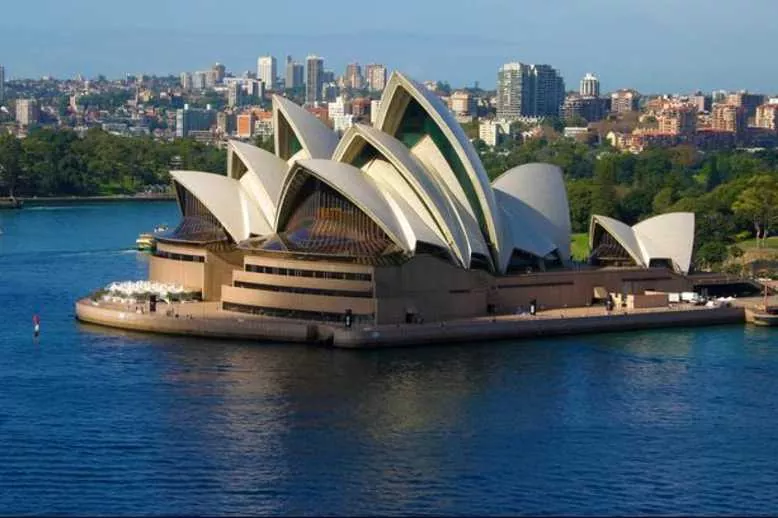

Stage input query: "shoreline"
[
  {"left": 75, "top": 298, "right": 750, "bottom": 349},
  {"left": 17, "top": 195, "right": 175, "bottom": 205}
]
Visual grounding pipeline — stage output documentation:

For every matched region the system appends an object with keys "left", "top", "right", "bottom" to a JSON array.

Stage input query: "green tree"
[
  {"left": 732, "top": 174, "right": 778, "bottom": 248},
  {"left": 0, "top": 133, "right": 23, "bottom": 197}
]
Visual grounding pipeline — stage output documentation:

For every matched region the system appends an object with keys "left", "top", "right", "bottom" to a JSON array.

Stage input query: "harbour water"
[{"left": 2, "top": 202, "right": 778, "bottom": 515}]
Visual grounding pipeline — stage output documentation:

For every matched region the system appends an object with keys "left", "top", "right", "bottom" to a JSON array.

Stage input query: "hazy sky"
[{"left": 0, "top": 0, "right": 775, "bottom": 93}]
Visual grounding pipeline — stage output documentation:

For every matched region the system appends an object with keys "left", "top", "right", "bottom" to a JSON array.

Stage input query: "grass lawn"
[
  {"left": 571, "top": 233, "right": 590, "bottom": 261},
  {"left": 736, "top": 236, "right": 778, "bottom": 250}
]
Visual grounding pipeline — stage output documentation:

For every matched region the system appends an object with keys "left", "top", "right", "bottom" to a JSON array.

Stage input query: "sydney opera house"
[{"left": 89, "top": 72, "right": 698, "bottom": 331}]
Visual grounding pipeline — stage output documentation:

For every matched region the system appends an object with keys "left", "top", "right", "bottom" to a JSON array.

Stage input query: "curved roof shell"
[
  {"left": 493, "top": 163, "right": 572, "bottom": 263},
  {"left": 333, "top": 124, "right": 472, "bottom": 266},
  {"left": 589, "top": 212, "right": 695, "bottom": 273},
  {"left": 276, "top": 159, "right": 412, "bottom": 253},
  {"left": 171, "top": 170, "right": 271, "bottom": 242},
  {"left": 272, "top": 95, "right": 339, "bottom": 161},
  {"left": 227, "top": 140, "right": 288, "bottom": 226},
  {"left": 374, "top": 72, "right": 503, "bottom": 269},
  {"left": 633, "top": 212, "right": 695, "bottom": 274}
]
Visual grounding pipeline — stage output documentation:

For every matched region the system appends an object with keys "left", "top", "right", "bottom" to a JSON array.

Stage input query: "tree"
[
  {"left": 0, "top": 133, "right": 23, "bottom": 197},
  {"left": 732, "top": 174, "right": 778, "bottom": 248}
]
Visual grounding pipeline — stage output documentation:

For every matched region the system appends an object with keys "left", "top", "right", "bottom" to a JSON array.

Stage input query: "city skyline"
[{"left": 1, "top": 0, "right": 777, "bottom": 93}]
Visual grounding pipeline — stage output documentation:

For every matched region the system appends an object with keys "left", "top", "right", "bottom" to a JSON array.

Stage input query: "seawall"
[
  {"left": 76, "top": 299, "right": 745, "bottom": 349},
  {"left": 330, "top": 306, "right": 746, "bottom": 348}
]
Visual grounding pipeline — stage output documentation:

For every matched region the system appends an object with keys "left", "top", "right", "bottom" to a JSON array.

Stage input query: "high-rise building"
[
  {"left": 711, "top": 103, "right": 744, "bottom": 134},
  {"left": 228, "top": 82, "right": 244, "bottom": 108},
  {"left": 192, "top": 71, "right": 208, "bottom": 90},
  {"left": 450, "top": 91, "right": 476, "bottom": 117},
  {"left": 496, "top": 62, "right": 565, "bottom": 120},
  {"left": 180, "top": 72, "right": 192, "bottom": 91},
  {"left": 365, "top": 64, "right": 388, "bottom": 92},
  {"left": 755, "top": 104, "right": 778, "bottom": 130},
  {"left": 563, "top": 94, "right": 607, "bottom": 122},
  {"left": 217, "top": 112, "right": 236, "bottom": 135},
  {"left": 580, "top": 73, "right": 600, "bottom": 98},
  {"left": 0, "top": 65, "right": 5, "bottom": 104},
  {"left": 657, "top": 104, "right": 697, "bottom": 135},
  {"left": 610, "top": 89, "right": 640, "bottom": 113},
  {"left": 344, "top": 63, "right": 363, "bottom": 90},
  {"left": 285, "top": 56, "right": 304, "bottom": 89},
  {"left": 212, "top": 63, "right": 226, "bottom": 84},
  {"left": 176, "top": 106, "right": 216, "bottom": 138},
  {"left": 727, "top": 92, "right": 765, "bottom": 122},
  {"left": 237, "top": 112, "right": 255, "bottom": 138},
  {"left": 16, "top": 99, "right": 40, "bottom": 127},
  {"left": 306, "top": 55, "right": 324, "bottom": 105},
  {"left": 257, "top": 56, "right": 277, "bottom": 90}
]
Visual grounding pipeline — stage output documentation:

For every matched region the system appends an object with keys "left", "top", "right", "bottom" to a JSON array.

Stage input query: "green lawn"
[
  {"left": 736, "top": 236, "right": 778, "bottom": 250},
  {"left": 571, "top": 233, "right": 590, "bottom": 262}
]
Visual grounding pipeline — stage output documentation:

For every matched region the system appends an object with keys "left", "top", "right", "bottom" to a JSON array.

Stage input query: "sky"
[{"left": 0, "top": 0, "right": 775, "bottom": 93}]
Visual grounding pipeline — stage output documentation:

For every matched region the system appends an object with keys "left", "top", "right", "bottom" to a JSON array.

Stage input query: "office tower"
[
  {"left": 0, "top": 65, "right": 5, "bottom": 103},
  {"left": 246, "top": 79, "right": 264, "bottom": 99},
  {"left": 180, "top": 72, "right": 192, "bottom": 91},
  {"left": 217, "top": 112, "right": 236, "bottom": 135},
  {"left": 365, "top": 64, "right": 387, "bottom": 91},
  {"left": 212, "top": 63, "right": 226, "bottom": 84},
  {"left": 344, "top": 63, "right": 363, "bottom": 89},
  {"left": 228, "top": 82, "right": 243, "bottom": 108},
  {"left": 306, "top": 55, "right": 324, "bottom": 105},
  {"left": 496, "top": 62, "right": 565, "bottom": 120},
  {"left": 610, "top": 89, "right": 641, "bottom": 113},
  {"left": 580, "top": 73, "right": 600, "bottom": 98},
  {"left": 176, "top": 106, "right": 216, "bottom": 138},
  {"left": 285, "top": 56, "right": 304, "bottom": 89},
  {"left": 257, "top": 56, "right": 277, "bottom": 89},
  {"left": 16, "top": 99, "right": 40, "bottom": 127},
  {"left": 192, "top": 71, "right": 208, "bottom": 90}
]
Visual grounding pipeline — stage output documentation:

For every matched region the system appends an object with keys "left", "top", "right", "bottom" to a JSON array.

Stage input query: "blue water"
[{"left": 1, "top": 202, "right": 778, "bottom": 516}]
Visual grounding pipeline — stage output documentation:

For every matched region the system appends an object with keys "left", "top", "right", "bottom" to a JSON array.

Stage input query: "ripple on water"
[{"left": 2, "top": 203, "right": 778, "bottom": 515}]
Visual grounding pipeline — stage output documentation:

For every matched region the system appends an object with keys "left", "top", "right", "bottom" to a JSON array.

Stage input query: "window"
[
  {"left": 154, "top": 249, "right": 205, "bottom": 263},
  {"left": 222, "top": 302, "right": 374, "bottom": 324},
  {"left": 245, "top": 263, "right": 372, "bottom": 282},
  {"left": 234, "top": 280, "right": 373, "bottom": 298}
]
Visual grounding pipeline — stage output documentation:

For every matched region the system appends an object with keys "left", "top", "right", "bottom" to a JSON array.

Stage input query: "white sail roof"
[
  {"left": 227, "top": 140, "right": 288, "bottom": 226},
  {"left": 590, "top": 213, "right": 695, "bottom": 274},
  {"left": 171, "top": 170, "right": 271, "bottom": 242},
  {"left": 375, "top": 72, "right": 503, "bottom": 269},
  {"left": 333, "top": 124, "right": 472, "bottom": 267},
  {"left": 493, "top": 163, "right": 572, "bottom": 263},
  {"left": 272, "top": 95, "right": 339, "bottom": 161},
  {"left": 277, "top": 159, "right": 412, "bottom": 253}
]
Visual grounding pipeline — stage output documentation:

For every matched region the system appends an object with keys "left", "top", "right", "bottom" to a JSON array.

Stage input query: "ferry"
[
  {"left": 136, "top": 233, "right": 156, "bottom": 252},
  {"left": 0, "top": 197, "right": 23, "bottom": 209}
]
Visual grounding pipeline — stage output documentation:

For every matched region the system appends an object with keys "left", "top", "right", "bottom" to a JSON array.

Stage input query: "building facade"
[
  {"left": 344, "top": 63, "right": 363, "bottom": 90},
  {"left": 580, "top": 73, "right": 600, "bottom": 97},
  {"left": 365, "top": 64, "right": 388, "bottom": 92},
  {"left": 755, "top": 104, "right": 778, "bottom": 130},
  {"left": 257, "top": 56, "right": 277, "bottom": 90},
  {"left": 16, "top": 99, "right": 40, "bottom": 127},
  {"left": 176, "top": 107, "right": 216, "bottom": 138},
  {"left": 610, "top": 89, "right": 640, "bottom": 113},
  {"left": 306, "top": 55, "right": 324, "bottom": 105},
  {"left": 497, "top": 62, "right": 565, "bottom": 120}
]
